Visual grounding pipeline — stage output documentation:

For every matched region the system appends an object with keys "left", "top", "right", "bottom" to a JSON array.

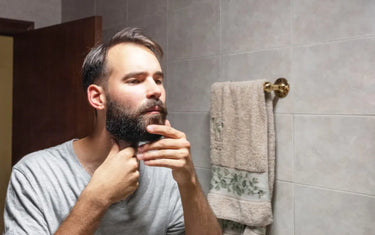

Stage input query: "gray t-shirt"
[{"left": 3, "top": 140, "right": 185, "bottom": 235}]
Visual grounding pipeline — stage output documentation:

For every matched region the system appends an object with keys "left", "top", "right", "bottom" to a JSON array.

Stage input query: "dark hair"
[{"left": 81, "top": 27, "right": 163, "bottom": 93}]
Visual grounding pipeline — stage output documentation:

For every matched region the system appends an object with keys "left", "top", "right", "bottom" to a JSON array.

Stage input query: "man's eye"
[
  {"left": 155, "top": 79, "right": 163, "bottom": 85},
  {"left": 128, "top": 79, "right": 140, "bottom": 84}
]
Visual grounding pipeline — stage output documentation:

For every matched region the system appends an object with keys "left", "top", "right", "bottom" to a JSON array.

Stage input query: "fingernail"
[{"left": 136, "top": 153, "right": 143, "bottom": 160}]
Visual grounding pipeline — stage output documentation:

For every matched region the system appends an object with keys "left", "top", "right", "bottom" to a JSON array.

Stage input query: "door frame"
[{"left": 0, "top": 17, "right": 34, "bottom": 36}]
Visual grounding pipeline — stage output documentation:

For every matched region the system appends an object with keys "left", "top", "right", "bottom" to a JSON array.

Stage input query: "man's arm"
[
  {"left": 53, "top": 187, "right": 110, "bottom": 235},
  {"left": 55, "top": 143, "right": 139, "bottom": 235},
  {"left": 137, "top": 121, "right": 222, "bottom": 235}
]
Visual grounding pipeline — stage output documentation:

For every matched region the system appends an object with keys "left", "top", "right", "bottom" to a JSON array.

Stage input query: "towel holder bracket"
[{"left": 264, "top": 78, "right": 289, "bottom": 98}]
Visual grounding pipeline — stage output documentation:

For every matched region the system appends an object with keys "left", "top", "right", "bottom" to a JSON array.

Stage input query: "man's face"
[{"left": 104, "top": 43, "right": 167, "bottom": 143}]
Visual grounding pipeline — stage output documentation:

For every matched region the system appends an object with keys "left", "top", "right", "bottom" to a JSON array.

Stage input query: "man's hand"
[
  {"left": 137, "top": 120, "right": 222, "bottom": 235},
  {"left": 136, "top": 120, "right": 196, "bottom": 186},
  {"left": 55, "top": 142, "right": 140, "bottom": 235},
  {"left": 86, "top": 142, "right": 139, "bottom": 206}
]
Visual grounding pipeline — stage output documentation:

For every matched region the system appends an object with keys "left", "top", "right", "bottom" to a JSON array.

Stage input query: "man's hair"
[{"left": 82, "top": 27, "right": 163, "bottom": 93}]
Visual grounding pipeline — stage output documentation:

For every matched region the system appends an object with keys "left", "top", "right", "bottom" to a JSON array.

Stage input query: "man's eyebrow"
[
  {"left": 122, "top": 71, "right": 164, "bottom": 80},
  {"left": 122, "top": 72, "right": 148, "bottom": 80},
  {"left": 154, "top": 71, "right": 164, "bottom": 78}
]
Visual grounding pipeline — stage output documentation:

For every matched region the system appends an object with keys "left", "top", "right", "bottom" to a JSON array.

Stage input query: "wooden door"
[{"left": 12, "top": 16, "right": 102, "bottom": 165}]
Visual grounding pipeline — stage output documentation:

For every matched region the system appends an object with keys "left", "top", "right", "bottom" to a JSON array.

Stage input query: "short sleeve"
[
  {"left": 3, "top": 168, "right": 49, "bottom": 235},
  {"left": 166, "top": 180, "right": 185, "bottom": 235}
]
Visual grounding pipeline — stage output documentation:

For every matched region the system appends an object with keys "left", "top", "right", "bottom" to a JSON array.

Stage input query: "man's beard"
[{"left": 105, "top": 95, "right": 167, "bottom": 143}]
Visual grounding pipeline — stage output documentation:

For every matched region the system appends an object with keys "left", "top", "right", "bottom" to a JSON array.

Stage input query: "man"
[{"left": 3, "top": 27, "right": 221, "bottom": 235}]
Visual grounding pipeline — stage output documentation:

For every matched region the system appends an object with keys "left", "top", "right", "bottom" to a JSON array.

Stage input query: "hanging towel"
[{"left": 207, "top": 80, "right": 275, "bottom": 235}]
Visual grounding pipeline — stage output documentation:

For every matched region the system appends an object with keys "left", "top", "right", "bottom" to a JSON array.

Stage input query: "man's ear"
[{"left": 87, "top": 84, "right": 106, "bottom": 110}]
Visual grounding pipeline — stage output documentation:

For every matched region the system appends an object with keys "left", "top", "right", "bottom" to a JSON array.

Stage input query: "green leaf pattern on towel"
[
  {"left": 219, "top": 219, "right": 266, "bottom": 235},
  {"left": 210, "top": 166, "right": 266, "bottom": 199},
  {"left": 211, "top": 117, "right": 224, "bottom": 142},
  {"left": 219, "top": 219, "right": 246, "bottom": 233}
]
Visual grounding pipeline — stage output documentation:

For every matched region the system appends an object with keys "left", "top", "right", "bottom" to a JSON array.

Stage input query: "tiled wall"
[
  {"left": 62, "top": 0, "right": 375, "bottom": 234},
  {"left": 0, "top": 0, "right": 61, "bottom": 28}
]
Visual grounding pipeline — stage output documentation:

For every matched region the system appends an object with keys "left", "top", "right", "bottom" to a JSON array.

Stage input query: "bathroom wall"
[
  {"left": 61, "top": 1, "right": 375, "bottom": 234},
  {"left": 0, "top": 0, "right": 61, "bottom": 28}
]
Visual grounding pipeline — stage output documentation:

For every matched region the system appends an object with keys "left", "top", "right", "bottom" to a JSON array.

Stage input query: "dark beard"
[{"left": 105, "top": 96, "right": 167, "bottom": 144}]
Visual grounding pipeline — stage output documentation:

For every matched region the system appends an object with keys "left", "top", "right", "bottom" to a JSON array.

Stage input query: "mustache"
[{"left": 139, "top": 99, "right": 167, "bottom": 115}]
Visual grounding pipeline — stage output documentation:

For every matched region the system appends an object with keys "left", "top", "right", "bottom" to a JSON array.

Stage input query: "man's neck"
[{"left": 72, "top": 126, "right": 134, "bottom": 175}]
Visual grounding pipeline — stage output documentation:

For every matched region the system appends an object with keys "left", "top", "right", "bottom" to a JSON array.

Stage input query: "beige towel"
[{"left": 207, "top": 80, "right": 275, "bottom": 235}]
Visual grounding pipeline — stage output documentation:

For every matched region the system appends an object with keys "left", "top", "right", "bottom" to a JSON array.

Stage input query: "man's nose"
[{"left": 145, "top": 77, "right": 162, "bottom": 99}]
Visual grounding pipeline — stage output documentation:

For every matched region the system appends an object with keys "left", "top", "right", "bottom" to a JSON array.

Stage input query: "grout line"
[
  {"left": 219, "top": 0, "right": 223, "bottom": 83},
  {"left": 126, "top": 0, "right": 128, "bottom": 24},
  {"left": 291, "top": 100, "right": 296, "bottom": 235},
  {"left": 94, "top": 0, "right": 97, "bottom": 16},
  {"left": 220, "top": 45, "right": 291, "bottom": 58},
  {"left": 275, "top": 179, "right": 375, "bottom": 198},
  {"left": 169, "top": 111, "right": 375, "bottom": 117},
  {"left": 290, "top": 0, "right": 294, "bottom": 47},
  {"left": 219, "top": 0, "right": 222, "bottom": 57},
  {"left": 164, "top": 0, "right": 169, "bottom": 94},
  {"left": 167, "top": 53, "right": 221, "bottom": 64},
  {"left": 167, "top": 46, "right": 290, "bottom": 64},
  {"left": 293, "top": 33, "right": 375, "bottom": 49},
  {"left": 166, "top": 35, "right": 375, "bottom": 64},
  {"left": 292, "top": 182, "right": 375, "bottom": 198},
  {"left": 166, "top": 0, "right": 169, "bottom": 69},
  {"left": 166, "top": 34, "right": 375, "bottom": 64},
  {"left": 289, "top": 3, "right": 296, "bottom": 232},
  {"left": 292, "top": 113, "right": 375, "bottom": 117}
]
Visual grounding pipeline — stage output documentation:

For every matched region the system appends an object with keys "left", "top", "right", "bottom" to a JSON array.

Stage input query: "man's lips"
[{"left": 144, "top": 106, "right": 162, "bottom": 114}]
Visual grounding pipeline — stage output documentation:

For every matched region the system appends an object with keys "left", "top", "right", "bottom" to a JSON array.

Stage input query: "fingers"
[
  {"left": 146, "top": 124, "right": 185, "bottom": 139},
  {"left": 105, "top": 141, "right": 137, "bottom": 166},
  {"left": 144, "top": 158, "right": 187, "bottom": 169},
  {"left": 142, "top": 122, "right": 193, "bottom": 174},
  {"left": 138, "top": 138, "right": 190, "bottom": 152},
  {"left": 137, "top": 137, "right": 190, "bottom": 161},
  {"left": 137, "top": 148, "right": 190, "bottom": 161}
]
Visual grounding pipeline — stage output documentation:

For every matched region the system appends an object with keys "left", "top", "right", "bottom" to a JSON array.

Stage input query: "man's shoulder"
[{"left": 13, "top": 139, "right": 76, "bottom": 174}]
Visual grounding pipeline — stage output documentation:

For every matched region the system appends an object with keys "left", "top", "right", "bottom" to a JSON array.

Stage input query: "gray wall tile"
[
  {"left": 127, "top": 13, "right": 167, "bottom": 62},
  {"left": 274, "top": 115, "right": 293, "bottom": 181},
  {"left": 294, "top": 0, "right": 375, "bottom": 45},
  {"left": 295, "top": 185, "right": 375, "bottom": 235},
  {"left": 102, "top": 26, "right": 123, "bottom": 43},
  {"left": 1, "top": 0, "right": 61, "bottom": 28},
  {"left": 195, "top": 167, "right": 213, "bottom": 195},
  {"left": 61, "top": 0, "right": 95, "bottom": 23},
  {"left": 167, "top": 0, "right": 188, "bottom": 11},
  {"left": 293, "top": 38, "right": 375, "bottom": 115},
  {"left": 96, "top": 0, "right": 127, "bottom": 30},
  {"left": 167, "top": 112, "right": 211, "bottom": 169},
  {"left": 167, "top": 57, "right": 220, "bottom": 112},
  {"left": 167, "top": 0, "right": 220, "bottom": 60},
  {"left": 221, "top": 48, "right": 292, "bottom": 113},
  {"left": 295, "top": 115, "right": 375, "bottom": 195},
  {"left": 221, "top": 0, "right": 290, "bottom": 53},
  {"left": 269, "top": 181, "right": 294, "bottom": 235},
  {"left": 167, "top": 0, "right": 212, "bottom": 11},
  {"left": 128, "top": 0, "right": 167, "bottom": 23}
]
